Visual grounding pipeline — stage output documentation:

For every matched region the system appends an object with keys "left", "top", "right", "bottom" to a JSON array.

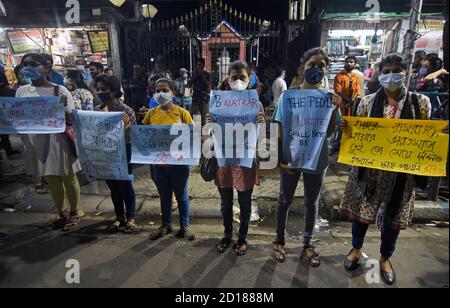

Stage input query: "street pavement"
[{"left": 0, "top": 212, "right": 448, "bottom": 288}]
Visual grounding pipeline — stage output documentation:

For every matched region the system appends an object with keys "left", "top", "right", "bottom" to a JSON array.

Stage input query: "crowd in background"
[{"left": 0, "top": 47, "right": 448, "bottom": 285}]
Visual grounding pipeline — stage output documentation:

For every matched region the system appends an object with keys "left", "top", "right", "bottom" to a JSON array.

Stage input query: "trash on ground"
[
  {"left": 362, "top": 252, "right": 369, "bottom": 259},
  {"left": 3, "top": 208, "right": 16, "bottom": 214}
]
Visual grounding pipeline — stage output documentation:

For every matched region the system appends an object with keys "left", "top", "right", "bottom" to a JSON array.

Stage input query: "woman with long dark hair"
[
  {"left": 340, "top": 54, "right": 434, "bottom": 285},
  {"left": 272, "top": 47, "right": 342, "bottom": 267},
  {"left": 16, "top": 53, "right": 81, "bottom": 231},
  {"left": 207, "top": 60, "right": 266, "bottom": 256}
]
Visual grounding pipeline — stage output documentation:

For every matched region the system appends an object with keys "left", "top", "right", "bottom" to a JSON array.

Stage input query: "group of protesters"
[{"left": 0, "top": 45, "right": 448, "bottom": 286}]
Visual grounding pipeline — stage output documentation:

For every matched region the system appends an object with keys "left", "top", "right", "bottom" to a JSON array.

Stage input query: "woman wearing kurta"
[
  {"left": 15, "top": 53, "right": 81, "bottom": 231},
  {"left": 94, "top": 75, "right": 138, "bottom": 233},
  {"left": 340, "top": 54, "right": 432, "bottom": 285},
  {"left": 272, "top": 48, "right": 342, "bottom": 267},
  {"left": 207, "top": 60, "right": 266, "bottom": 256},
  {"left": 143, "top": 78, "right": 196, "bottom": 241}
]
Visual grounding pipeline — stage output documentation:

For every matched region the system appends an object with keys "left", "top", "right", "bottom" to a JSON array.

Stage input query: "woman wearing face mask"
[
  {"left": 16, "top": 53, "right": 82, "bottom": 231},
  {"left": 143, "top": 78, "right": 196, "bottom": 241},
  {"left": 94, "top": 75, "right": 138, "bottom": 233},
  {"left": 206, "top": 61, "right": 266, "bottom": 256},
  {"left": 340, "top": 54, "right": 432, "bottom": 285},
  {"left": 272, "top": 48, "right": 341, "bottom": 267},
  {"left": 66, "top": 70, "right": 94, "bottom": 111}
]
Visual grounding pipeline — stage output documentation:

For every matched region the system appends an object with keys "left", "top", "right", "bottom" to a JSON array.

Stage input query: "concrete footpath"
[{"left": 1, "top": 163, "right": 448, "bottom": 223}]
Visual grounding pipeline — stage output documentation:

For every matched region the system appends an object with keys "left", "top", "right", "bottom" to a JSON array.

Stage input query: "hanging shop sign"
[
  {"left": 7, "top": 29, "right": 44, "bottom": 54},
  {"left": 87, "top": 30, "right": 110, "bottom": 53}
]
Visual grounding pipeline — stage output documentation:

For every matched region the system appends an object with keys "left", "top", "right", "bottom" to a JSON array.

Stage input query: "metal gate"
[{"left": 144, "top": 0, "right": 283, "bottom": 88}]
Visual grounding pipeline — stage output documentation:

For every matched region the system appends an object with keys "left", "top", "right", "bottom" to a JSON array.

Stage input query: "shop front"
[
  {"left": 0, "top": 0, "right": 131, "bottom": 87},
  {"left": 0, "top": 26, "right": 114, "bottom": 79},
  {"left": 320, "top": 13, "right": 445, "bottom": 92}
]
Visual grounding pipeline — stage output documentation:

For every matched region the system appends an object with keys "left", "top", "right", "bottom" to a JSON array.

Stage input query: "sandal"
[
  {"left": 273, "top": 243, "right": 286, "bottom": 263},
  {"left": 123, "top": 219, "right": 138, "bottom": 234},
  {"left": 302, "top": 246, "right": 321, "bottom": 268},
  {"left": 110, "top": 217, "right": 126, "bottom": 232},
  {"left": 47, "top": 212, "right": 68, "bottom": 230},
  {"left": 62, "top": 213, "right": 81, "bottom": 232},
  {"left": 233, "top": 239, "right": 248, "bottom": 256},
  {"left": 35, "top": 183, "right": 48, "bottom": 194},
  {"left": 216, "top": 237, "right": 232, "bottom": 254}
]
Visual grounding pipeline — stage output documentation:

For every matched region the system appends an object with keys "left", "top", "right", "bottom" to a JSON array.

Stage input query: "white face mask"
[
  {"left": 76, "top": 65, "right": 85, "bottom": 71},
  {"left": 154, "top": 91, "right": 173, "bottom": 106},
  {"left": 229, "top": 79, "right": 248, "bottom": 91},
  {"left": 378, "top": 73, "right": 406, "bottom": 92}
]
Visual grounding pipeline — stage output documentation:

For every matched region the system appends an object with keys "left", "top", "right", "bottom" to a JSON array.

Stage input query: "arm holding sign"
[{"left": 327, "top": 93, "right": 343, "bottom": 138}]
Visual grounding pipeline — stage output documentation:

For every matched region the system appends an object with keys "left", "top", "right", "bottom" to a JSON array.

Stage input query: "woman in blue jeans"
[
  {"left": 142, "top": 78, "right": 195, "bottom": 241},
  {"left": 272, "top": 48, "right": 341, "bottom": 267}
]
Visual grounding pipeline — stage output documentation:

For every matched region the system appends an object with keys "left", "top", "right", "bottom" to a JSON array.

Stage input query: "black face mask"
[
  {"left": 97, "top": 92, "right": 111, "bottom": 103},
  {"left": 304, "top": 66, "right": 325, "bottom": 85}
]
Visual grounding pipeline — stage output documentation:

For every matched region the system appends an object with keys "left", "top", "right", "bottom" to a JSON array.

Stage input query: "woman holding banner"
[
  {"left": 340, "top": 54, "right": 432, "bottom": 285},
  {"left": 272, "top": 48, "right": 342, "bottom": 267},
  {"left": 143, "top": 78, "right": 196, "bottom": 242},
  {"left": 206, "top": 60, "right": 266, "bottom": 256},
  {"left": 94, "top": 75, "right": 138, "bottom": 233},
  {"left": 16, "top": 53, "right": 82, "bottom": 231}
]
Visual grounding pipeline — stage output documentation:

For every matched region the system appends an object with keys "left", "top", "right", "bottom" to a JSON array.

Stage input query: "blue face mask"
[
  {"left": 379, "top": 73, "right": 406, "bottom": 92},
  {"left": 97, "top": 92, "right": 112, "bottom": 103},
  {"left": 304, "top": 66, "right": 325, "bottom": 85},
  {"left": 22, "top": 66, "right": 42, "bottom": 81},
  {"left": 21, "top": 77, "right": 32, "bottom": 85}
]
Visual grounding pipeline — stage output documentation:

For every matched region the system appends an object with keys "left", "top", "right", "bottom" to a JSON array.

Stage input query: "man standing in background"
[{"left": 329, "top": 56, "right": 361, "bottom": 155}]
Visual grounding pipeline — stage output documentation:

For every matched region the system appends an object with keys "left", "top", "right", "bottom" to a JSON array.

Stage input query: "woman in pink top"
[{"left": 206, "top": 60, "right": 265, "bottom": 256}]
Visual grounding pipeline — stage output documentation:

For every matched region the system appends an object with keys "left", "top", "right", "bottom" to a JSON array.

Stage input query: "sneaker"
[
  {"left": 123, "top": 219, "right": 138, "bottom": 234},
  {"left": 176, "top": 227, "right": 196, "bottom": 241},
  {"left": 150, "top": 226, "right": 173, "bottom": 240}
]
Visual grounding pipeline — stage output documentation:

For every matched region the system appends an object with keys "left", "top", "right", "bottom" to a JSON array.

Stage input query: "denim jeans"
[
  {"left": 352, "top": 220, "right": 400, "bottom": 259},
  {"left": 153, "top": 165, "right": 190, "bottom": 229},
  {"left": 105, "top": 143, "right": 136, "bottom": 220},
  {"left": 275, "top": 170, "right": 325, "bottom": 247},
  {"left": 219, "top": 188, "right": 253, "bottom": 241}
]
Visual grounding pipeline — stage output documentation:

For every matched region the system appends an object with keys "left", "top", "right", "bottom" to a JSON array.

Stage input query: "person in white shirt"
[
  {"left": 353, "top": 65, "right": 365, "bottom": 98},
  {"left": 272, "top": 67, "right": 287, "bottom": 107}
]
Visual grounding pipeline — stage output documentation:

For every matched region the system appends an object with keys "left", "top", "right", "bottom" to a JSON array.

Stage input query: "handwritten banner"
[
  {"left": 338, "top": 116, "right": 449, "bottom": 177},
  {"left": 72, "top": 110, "right": 131, "bottom": 180},
  {"left": 209, "top": 89, "right": 260, "bottom": 168},
  {"left": 281, "top": 89, "right": 333, "bottom": 170},
  {"left": 0, "top": 96, "right": 65, "bottom": 134},
  {"left": 87, "top": 31, "right": 110, "bottom": 53},
  {"left": 130, "top": 125, "right": 200, "bottom": 166}
]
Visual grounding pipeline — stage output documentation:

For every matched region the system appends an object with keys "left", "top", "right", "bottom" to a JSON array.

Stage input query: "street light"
[
  {"left": 141, "top": 3, "right": 158, "bottom": 31},
  {"left": 256, "top": 20, "right": 271, "bottom": 67},
  {"left": 178, "top": 25, "right": 194, "bottom": 73},
  {"left": 109, "top": 0, "right": 127, "bottom": 7},
  {"left": 141, "top": 4, "right": 158, "bottom": 19}
]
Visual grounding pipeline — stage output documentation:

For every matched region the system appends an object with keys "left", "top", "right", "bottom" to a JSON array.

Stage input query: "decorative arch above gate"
[{"left": 147, "top": 0, "right": 283, "bottom": 87}]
